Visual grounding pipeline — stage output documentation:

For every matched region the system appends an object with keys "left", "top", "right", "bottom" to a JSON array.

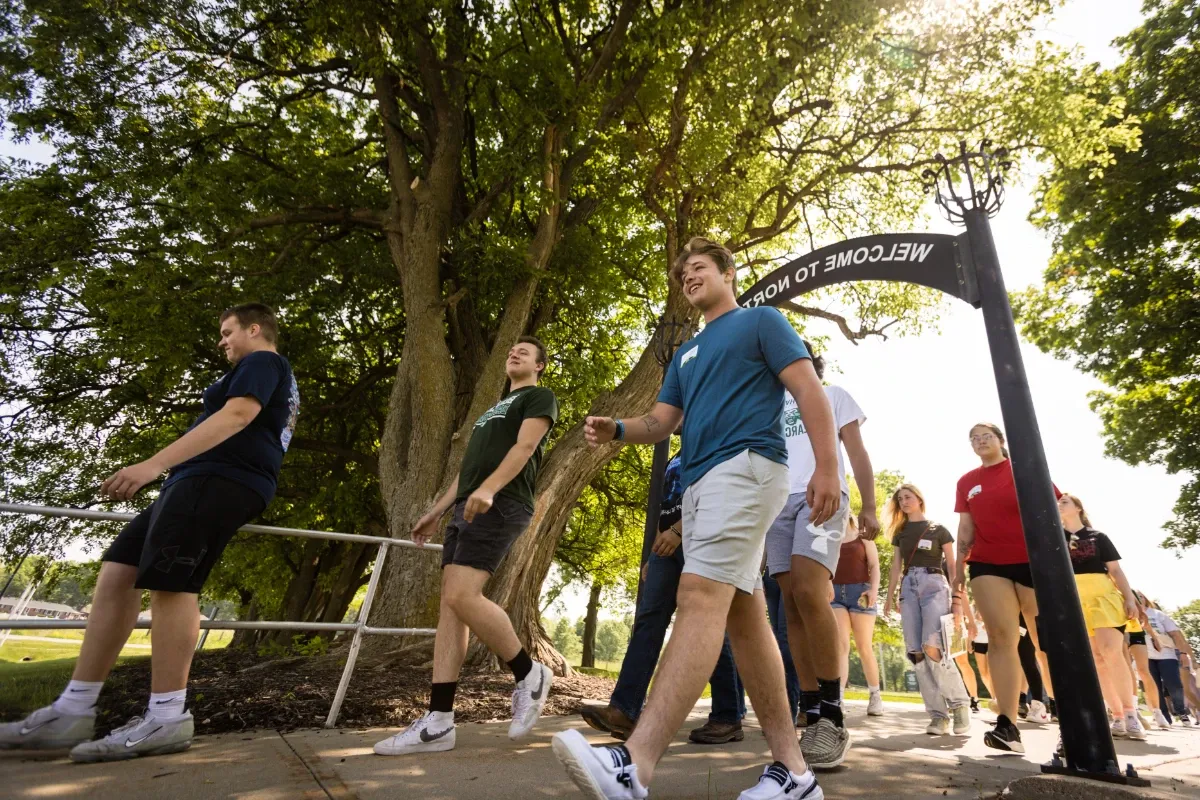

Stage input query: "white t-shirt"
[
  {"left": 781, "top": 384, "right": 866, "bottom": 495},
  {"left": 1145, "top": 608, "right": 1180, "bottom": 661}
]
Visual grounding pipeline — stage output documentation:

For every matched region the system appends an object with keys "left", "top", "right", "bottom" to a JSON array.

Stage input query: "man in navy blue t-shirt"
[
  {"left": 551, "top": 238, "right": 841, "bottom": 800},
  {"left": 0, "top": 303, "right": 298, "bottom": 762}
]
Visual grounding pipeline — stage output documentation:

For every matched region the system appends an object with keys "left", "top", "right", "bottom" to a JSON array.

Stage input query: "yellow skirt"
[{"left": 1074, "top": 573, "right": 1127, "bottom": 636}]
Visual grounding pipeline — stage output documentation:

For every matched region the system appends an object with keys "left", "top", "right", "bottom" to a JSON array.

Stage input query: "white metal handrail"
[{"left": 0, "top": 502, "right": 439, "bottom": 727}]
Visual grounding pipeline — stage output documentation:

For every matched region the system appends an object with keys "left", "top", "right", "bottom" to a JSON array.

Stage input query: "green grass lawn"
[{"left": 1, "top": 628, "right": 233, "bottom": 648}]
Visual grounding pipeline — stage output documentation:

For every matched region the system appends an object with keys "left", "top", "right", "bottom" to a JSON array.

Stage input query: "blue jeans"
[
  {"left": 764, "top": 570, "right": 801, "bottom": 723},
  {"left": 1149, "top": 658, "right": 1187, "bottom": 723},
  {"left": 610, "top": 548, "right": 745, "bottom": 724}
]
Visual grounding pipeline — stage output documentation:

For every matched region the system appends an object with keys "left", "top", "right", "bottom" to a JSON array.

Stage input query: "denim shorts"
[{"left": 831, "top": 581, "right": 877, "bottom": 615}]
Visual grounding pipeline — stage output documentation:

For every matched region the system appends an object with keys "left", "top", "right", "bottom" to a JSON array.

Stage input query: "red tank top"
[{"left": 833, "top": 537, "right": 870, "bottom": 584}]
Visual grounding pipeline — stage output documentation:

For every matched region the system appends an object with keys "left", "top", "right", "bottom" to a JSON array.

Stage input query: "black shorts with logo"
[
  {"left": 440, "top": 495, "right": 533, "bottom": 574},
  {"left": 102, "top": 475, "right": 266, "bottom": 593}
]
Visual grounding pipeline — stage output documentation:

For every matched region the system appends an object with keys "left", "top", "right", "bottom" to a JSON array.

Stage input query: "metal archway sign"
[{"left": 736, "top": 232, "right": 980, "bottom": 309}]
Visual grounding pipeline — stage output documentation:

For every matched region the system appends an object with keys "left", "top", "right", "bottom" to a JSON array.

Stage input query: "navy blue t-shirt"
[
  {"left": 164, "top": 351, "right": 300, "bottom": 504},
  {"left": 658, "top": 307, "right": 810, "bottom": 490}
]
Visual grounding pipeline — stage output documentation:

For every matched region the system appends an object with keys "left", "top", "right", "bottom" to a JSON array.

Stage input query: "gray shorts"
[
  {"left": 765, "top": 491, "right": 851, "bottom": 577},
  {"left": 680, "top": 449, "right": 789, "bottom": 594}
]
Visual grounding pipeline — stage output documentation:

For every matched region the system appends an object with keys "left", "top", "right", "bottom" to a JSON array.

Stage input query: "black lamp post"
[
  {"left": 923, "top": 142, "right": 1145, "bottom": 786},
  {"left": 639, "top": 314, "right": 696, "bottom": 576}
]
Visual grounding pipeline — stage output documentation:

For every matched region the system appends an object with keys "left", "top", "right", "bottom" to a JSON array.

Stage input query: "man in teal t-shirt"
[{"left": 551, "top": 237, "right": 842, "bottom": 800}]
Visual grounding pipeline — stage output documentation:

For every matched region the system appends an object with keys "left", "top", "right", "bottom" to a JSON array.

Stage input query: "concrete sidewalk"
[{"left": 4, "top": 700, "right": 1198, "bottom": 799}]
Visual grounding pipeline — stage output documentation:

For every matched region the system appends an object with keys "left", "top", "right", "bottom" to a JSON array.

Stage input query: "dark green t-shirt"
[
  {"left": 892, "top": 520, "right": 954, "bottom": 572},
  {"left": 456, "top": 385, "right": 558, "bottom": 510}
]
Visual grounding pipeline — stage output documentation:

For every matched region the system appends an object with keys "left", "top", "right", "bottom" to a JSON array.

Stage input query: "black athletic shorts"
[
  {"left": 968, "top": 560, "right": 1034, "bottom": 588},
  {"left": 972, "top": 642, "right": 990, "bottom": 655},
  {"left": 102, "top": 475, "right": 265, "bottom": 593},
  {"left": 1129, "top": 631, "right": 1147, "bottom": 647},
  {"left": 440, "top": 495, "right": 532, "bottom": 574}
]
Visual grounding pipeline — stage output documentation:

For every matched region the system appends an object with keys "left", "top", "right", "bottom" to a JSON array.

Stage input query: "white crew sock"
[
  {"left": 52, "top": 680, "right": 102, "bottom": 716},
  {"left": 147, "top": 689, "right": 188, "bottom": 720}
]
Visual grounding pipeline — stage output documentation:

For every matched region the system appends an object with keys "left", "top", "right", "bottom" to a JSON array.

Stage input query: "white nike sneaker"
[
  {"left": 866, "top": 690, "right": 884, "bottom": 717},
  {"left": 0, "top": 705, "right": 95, "bottom": 750},
  {"left": 738, "top": 762, "right": 824, "bottom": 799},
  {"left": 1026, "top": 700, "right": 1051, "bottom": 724},
  {"left": 1124, "top": 714, "right": 1147, "bottom": 740},
  {"left": 1152, "top": 709, "right": 1172, "bottom": 730},
  {"left": 69, "top": 712, "right": 193, "bottom": 762},
  {"left": 552, "top": 728, "right": 648, "bottom": 800},
  {"left": 374, "top": 711, "right": 456, "bottom": 755},
  {"left": 509, "top": 661, "right": 553, "bottom": 740}
]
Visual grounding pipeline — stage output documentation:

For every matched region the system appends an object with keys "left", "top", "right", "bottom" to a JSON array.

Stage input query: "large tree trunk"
[{"left": 581, "top": 582, "right": 602, "bottom": 669}]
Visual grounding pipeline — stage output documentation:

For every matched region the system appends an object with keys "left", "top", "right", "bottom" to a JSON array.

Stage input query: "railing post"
[{"left": 324, "top": 540, "right": 391, "bottom": 728}]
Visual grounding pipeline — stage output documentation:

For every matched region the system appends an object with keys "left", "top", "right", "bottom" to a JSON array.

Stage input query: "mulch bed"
[{"left": 96, "top": 647, "right": 615, "bottom": 736}]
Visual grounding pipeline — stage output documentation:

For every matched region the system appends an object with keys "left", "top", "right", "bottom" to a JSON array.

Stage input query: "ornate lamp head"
[
  {"left": 922, "top": 140, "right": 1013, "bottom": 224},
  {"left": 652, "top": 314, "right": 696, "bottom": 368}
]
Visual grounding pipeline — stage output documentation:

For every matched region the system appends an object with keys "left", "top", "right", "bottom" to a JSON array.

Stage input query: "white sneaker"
[
  {"left": 0, "top": 705, "right": 95, "bottom": 750},
  {"left": 552, "top": 728, "right": 648, "bottom": 800},
  {"left": 69, "top": 712, "right": 193, "bottom": 762},
  {"left": 867, "top": 691, "right": 884, "bottom": 717},
  {"left": 373, "top": 711, "right": 456, "bottom": 755},
  {"left": 1027, "top": 700, "right": 1051, "bottom": 724},
  {"left": 738, "top": 762, "right": 824, "bottom": 799},
  {"left": 952, "top": 705, "right": 972, "bottom": 735},
  {"left": 926, "top": 716, "right": 950, "bottom": 736},
  {"left": 1110, "top": 717, "right": 1127, "bottom": 738},
  {"left": 1152, "top": 710, "right": 1172, "bottom": 730},
  {"left": 1124, "top": 714, "right": 1147, "bottom": 740},
  {"left": 510, "top": 661, "right": 553, "bottom": 740}
]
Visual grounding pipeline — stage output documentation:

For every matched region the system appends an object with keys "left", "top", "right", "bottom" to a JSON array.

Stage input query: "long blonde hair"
[{"left": 886, "top": 483, "right": 926, "bottom": 540}]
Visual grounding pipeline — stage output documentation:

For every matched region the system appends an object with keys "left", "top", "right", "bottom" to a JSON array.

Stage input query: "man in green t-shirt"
[{"left": 374, "top": 336, "right": 558, "bottom": 757}]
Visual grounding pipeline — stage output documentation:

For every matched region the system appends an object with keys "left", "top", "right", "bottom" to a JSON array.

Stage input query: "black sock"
[
  {"left": 818, "top": 678, "right": 844, "bottom": 727},
  {"left": 996, "top": 714, "right": 1014, "bottom": 729},
  {"left": 508, "top": 648, "right": 533, "bottom": 683},
  {"left": 430, "top": 682, "right": 457, "bottom": 713},
  {"left": 802, "top": 690, "right": 821, "bottom": 726}
]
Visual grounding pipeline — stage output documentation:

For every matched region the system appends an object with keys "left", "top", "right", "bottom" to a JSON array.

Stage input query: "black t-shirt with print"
[
  {"left": 891, "top": 520, "right": 954, "bottom": 572},
  {"left": 1065, "top": 527, "right": 1121, "bottom": 575},
  {"left": 456, "top": 385, "right": 558, "bottom": 510}
]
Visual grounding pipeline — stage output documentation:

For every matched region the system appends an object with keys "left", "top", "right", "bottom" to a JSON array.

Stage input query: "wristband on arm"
[{"left": 614, "top": 419, "right": 625, "bottom": 441}]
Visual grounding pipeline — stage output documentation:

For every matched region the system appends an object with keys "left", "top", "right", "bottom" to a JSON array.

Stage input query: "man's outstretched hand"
[
  {"left": 584, "top": 416, "right": 617, "bottom": 448},
  {"left": 101, "top": 460, "right": 164, "bottom": 501}
]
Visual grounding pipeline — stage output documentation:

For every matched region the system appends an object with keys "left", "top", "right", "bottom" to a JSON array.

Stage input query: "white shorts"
[{"left": 680, "top": 449, "right": 789, "bottom": 594}]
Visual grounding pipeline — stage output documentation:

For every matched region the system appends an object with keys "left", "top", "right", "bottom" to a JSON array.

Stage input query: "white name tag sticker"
[
  {"left": 917, "top": 539, "right": 933, "bottom": 551},
  {"left": 681, "top": 347, "right": 698, "bottom": 366}
]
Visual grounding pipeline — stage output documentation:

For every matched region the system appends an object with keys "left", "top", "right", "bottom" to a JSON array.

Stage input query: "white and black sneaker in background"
[
  {"left": 983, "top": 717, "right": 1024, "bottom": 753},
  {"left": 552, "top": 728, "right": 648, "bottom": 800},
  {"left": 0, "top": 705, "right": 95, "bottom": 750},
  {"left": 738, "top": 761, "right": 824, "bottom": 799},
  {"left": 69, "top": 712, "right": 193, "bottom": 762},
  {"left": 510, "top": 661, "right": 553, "bottom": 740},
  {"left": 373, "top": 710, "right": 456, "bottom": 755}
]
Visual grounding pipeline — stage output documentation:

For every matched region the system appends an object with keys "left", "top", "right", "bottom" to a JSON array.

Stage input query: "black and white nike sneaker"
[
  {"left": 374, "top": 710, "right": 456, "bottom": 755},
  {"left": 552, "top": 728, "right": 649, "bottom": 799},
  {"left": 982, "top": 717, "right": 1024, "bottom": 754},
  {"left": 0, "top": 705, "right": 95, "bottom": 750},
  {"left": 510, "top": 661, "right": 553, "bottom": 739},
  {"left": 738, "top": 761, "right": 824, "bottom": 799}
]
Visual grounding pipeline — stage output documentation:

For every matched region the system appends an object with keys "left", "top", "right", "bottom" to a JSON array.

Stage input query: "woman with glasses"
[
  {"left": 1056, "top": 493, "right": 1146, "bottom": 739},
  {"left": 883, "top": 484, "right": 972, "bottom": 736},
  {"left": 952, "top": 423, "right": 1059, "bottom": 753},
  {"left": 831, "top": 512, "right": 884, "bottom": 716}
]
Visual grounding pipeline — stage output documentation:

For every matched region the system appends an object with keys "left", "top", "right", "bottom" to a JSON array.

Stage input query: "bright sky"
[{"left": 6, "top": 2, "right": 1190, "bottom": 615}]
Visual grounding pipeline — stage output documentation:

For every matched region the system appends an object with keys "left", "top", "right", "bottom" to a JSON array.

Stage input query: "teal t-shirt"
[{"left": 658, "top": 307, "right": 810, "bottom": 490}]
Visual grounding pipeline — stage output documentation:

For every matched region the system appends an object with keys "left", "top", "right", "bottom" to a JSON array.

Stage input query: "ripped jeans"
[{"left": 899, "top": 567, "right": 970, "bottom": 719}]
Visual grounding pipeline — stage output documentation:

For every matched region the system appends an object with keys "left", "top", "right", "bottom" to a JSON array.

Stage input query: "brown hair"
[
  {"left": 517, "top": 335, "right": 548, "bottom": 378},
  {"left": 220, "top": 303, "right": 278, "bottom": 343},
  {"left": 886, "top": 483, "right": 926, "bottom": 541},
  {"left": 670, "top": 236, "right": 736, "bottom": 287},
  {"left": 1062, "top": 493, "right": 1092, "bottom": 528},
  {"left": 969, "top": 422, "right": 1009, "bottom": 458}
]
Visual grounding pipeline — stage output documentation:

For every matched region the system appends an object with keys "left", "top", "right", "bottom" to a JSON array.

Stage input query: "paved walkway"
[{"left": 4, "top": 700, "right": 1198, "bottom": 799}]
